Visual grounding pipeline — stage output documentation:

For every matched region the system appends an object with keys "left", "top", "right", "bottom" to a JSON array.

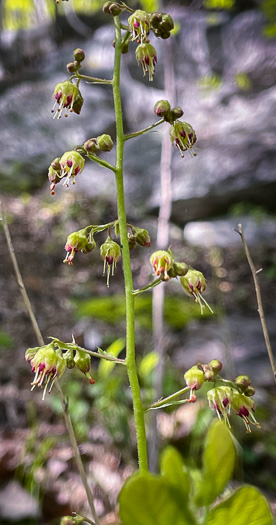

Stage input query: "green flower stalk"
[{"left": 52, "top": 80, "right": 83, "bottom": 119}]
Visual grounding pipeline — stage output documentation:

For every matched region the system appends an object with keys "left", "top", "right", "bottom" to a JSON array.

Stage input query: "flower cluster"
[
  {"left": 184, "top": 362, "right": 260, "bottom": 433},
  {"left": 63, "top": 228, "right": 96, "bottom": 265},
  {"left": 25, "top": 342, "right": 95, "bottom": 399}
]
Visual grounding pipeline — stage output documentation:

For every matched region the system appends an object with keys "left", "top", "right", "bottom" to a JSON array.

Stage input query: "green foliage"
[
  {"left": 203, "top": 0, "right": 235, "bottom": 9},
  {"left": 73, "top": 293, "right": 212, "bottom": 330},
  {"left": 138, "top": 351, "right": 159, "bottom": 382},
  {"left": 119, "top": 472, "right": 196, "bottom": 525},
  {"left": 119, "top": 420, "right": 273, "bottom": 524},
  {"left": 235, "top": 73, "right": 251, "bottom": 91},
  {"left": 97, "top": 337, "right": 125, "bottom": 379},
  {"left": 0, "top": 328, "right": 14, "bottom": 350},
  {"left": 205, "top": 486, "right": 273, "bottom": 525},
  {"left": 194, "top": 419, "right": 236, "bottom": 506}
]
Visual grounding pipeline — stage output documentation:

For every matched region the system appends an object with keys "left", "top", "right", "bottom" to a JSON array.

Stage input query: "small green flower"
[
  {"left": 207, "top": 386, "right": 233, "bottom": 427},
  {"left": 52, "top": 80, "right": 83, "bottom": 119},
  {"left": 150, "top": 250, "right": 173, "bottom": 280},
  {"left": 181, "top": 268, "right": 213, "bottom": 314},
  {"left": 63, "top": 229, "right": 96, "bottom": 265},
  {"left": 59, "top": 151, "right": 85, "bottom": 188},
  {"left": 128, "top": 10, "right": 150, "bottom": 41},
  {"left": 184, "top": 365, "right": 205, "bottom": 401},
  {"left": 74, "top": 349, "right": 95, "bottom": 384},
  {"left": 136, "top": 43, "right": 157, "bottom": 82},
  {"left": 232, "top": 391, "right": 261, "bottom": 433},
  {"left": 26, "top": 343, "right": 66, "bottom": 400},
  {"left": 100, "top": 236, "right": 121, "bottom": 287},
  {"left": 170, "top": 120, "right": 197, "bottom": 158}
]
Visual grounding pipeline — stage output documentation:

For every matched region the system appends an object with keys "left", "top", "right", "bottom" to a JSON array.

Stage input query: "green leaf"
[
  {"left": 205, "top": 486, "right": 273, "bottom": 525},
  {"left": 138, "top": 351, "right": 159, "bottom": 380},
  {"left": 160, "top": 446, "right": 190, "bottom": 498},
  {"left": 119, "top": 472, "right": 196, "bottom": 525},
  {"left": 97, "top": 338, "right": 125, "bottom": 379},
  {"left": 195, "top": 419, "right": 236, "bottom": 506}
]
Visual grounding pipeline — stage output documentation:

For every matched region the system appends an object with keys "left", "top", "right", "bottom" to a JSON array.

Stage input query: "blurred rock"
[{"left": 0, "top": 480, "right": 40, "bottom": 520}]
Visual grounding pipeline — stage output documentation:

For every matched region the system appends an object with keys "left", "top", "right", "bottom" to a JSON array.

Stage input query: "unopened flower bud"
[
  {"left": 74, "top": 350, "right": 95, "bottom": 384},
  {"left": 52, "top": 80, "right": 83, "bottom": 119},
  {"left": 244, "top": 386, "right": 255, "bottom": 397},
  {"left": 184, "top": 365, "right": 205, "bottom": 400},
  {"left": 128, "top": 235, "right": 136, "bottom": 250},
  {"left": 121, "top": 40, "right": 130, "bottom": 54},
  {"left": 97, "top": 134, "right": 114, "bottom": 152},
  {"left": 100, "top": 236, "right": 121, "bottom": 287},
  {"left": 170, "top": 120, "right": 197, "bottom": 158},
  {"left": 235, "top": 375, "right": 252, "bottom": 391},
  {"left": 171, "top": 106, "right": 184, "bottom": 120},
  {"left": 60, "top": 515, "right": 83, "bottom": 525},
  {"left": 109, "top": 2, "right": 123, "bottom": 16},
  {"left": 150, "top": 250, "right": 173, "bottom": 280},
  {"left": 63, "top": 228, "right": 96, "bottom": 265},
  {"left": 172, "top": 261, "right": 189, "bottom": 276},
  {"left": 150, "top": 12, "right": 162, "bottom": 28},
  {"left": 73, "top": 48, "right": 85, "bottom": 62},
  {"left": 204, "top": 369, "right": 215, "bottom": 381},
  {"left": 160, "top": 13, "right": 174, "bottom": 32},
  {"left": 102, "top": 1, "right": 113, "bottom": 13},
  {"left": 131, "top": 227, "right": 151, "bottom": 247},
  {"left": 208, "top": 359, "right": 223, "bottom": 373},
  {"left": 154, "top": 99, "right": 171, "bottom": 119},
  {"left": 83, "top": 138, "right": 99, "bottom": 154},
  {"left": 128, "top": 10, "right": 150, "bottom": 41},
  {"left": 66, "top": 62, "right": 77, "bottom": 73},
  {"left": 51, "top": 157, "right": 61, "bottom": 171},
  {"left": 48, "top": 165, "right": 61, "bottom": 195}
]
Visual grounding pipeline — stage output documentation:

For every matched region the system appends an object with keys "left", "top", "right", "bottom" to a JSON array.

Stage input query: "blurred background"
[{"left": 0, "top": 0, "right": 276, "bottom": 523}]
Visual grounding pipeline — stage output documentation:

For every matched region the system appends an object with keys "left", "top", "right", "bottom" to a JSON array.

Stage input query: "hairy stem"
[
  {"left": 112, "top": 16, "right": 148, "bottom": 472},
  {"left": 237, "top": 223, "right": 276, "bottom": 382},
  {"left": 148, "top": 386, "right": 189, "bottom": 411},
  {"left": 0, "top": 203, "right": 100, "bottom": 525}
]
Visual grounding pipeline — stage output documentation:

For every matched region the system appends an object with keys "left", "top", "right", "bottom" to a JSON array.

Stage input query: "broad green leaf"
[
  {"left": 160, "top": 446, "right": 190, "bottom": 497},
  {"left": 195, "top": 419, "right": 236, "bottom": 506},
  {"left": 97, "top": 338, "right": 125, "bottom": 379},
  {"left": 205, "top": 486, "right": 273, "bottom": 525},
  {"left": 139, "top": 351, "right": 159, "bottom": 380},
  {"left": 119, "top": 473, "right": 196, "bottom": 525}
]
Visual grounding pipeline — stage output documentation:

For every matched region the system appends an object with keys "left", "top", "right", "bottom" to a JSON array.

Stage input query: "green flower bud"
[
  {"left": 26, "top": 343, "right": 66, "bottom": 400},
  {"left": 52, "top": 80, "right": 83, "bottom": 119},
  {"left": 83, "top": 138, "right": 99, "bottom": 154},
  {"left": 73, "top": 48, "right": 85, "bottom": 62},
  {"left": 74, "top": 350, "right": 95, "bottom": 384},
  {"left": 150, "top": 12, "right": 162, "bottom": 29},
  {"left": 131, "top": 227, "right": 151, "bottom": 247},
  {"left": 128, "top": 10, "right": 150, "bottom": 41},
  {"left": 159, "top": 29, "right": 171, "bottom": 39},
  {"left": 61, "top": 515, "right": 83, "bottom": 525},
  {"left": 59, "top": 151, "right": 85, "bottom": 189},
  {"left": 48, "top": 165, "right": 61, "bottom": 195},
  {"left": 172, "top": 261, "right": 189, "bottom": 277},
  {"left": 97, "top": 134, "right": 114, "bottom": 152},
  {"left": 136, "top": 43, "right": 157, "bottom": 82},
  {"left": 154, "top": 99, "right": 171, "bottom": 119},
  {"left": 170, "top": 120, "right": 197, "bottom": 158},
  {"left": 171, "top": 106, "right": 184, "bottom": 120},
  {"left": 100, "top": 236, "right": 121, "bottom": 287},
  {"left": 108, "top": 2, "right": 124, "bottom": 16},
  {"left": 160, "top": 13, "right": 174, "bottom": 32},
  {"left": 102, "top": 1, "right": 113, "bottom": 13},
  {"left": 121, "top": 39, "right": 130, "bottom": 54},
  {"left": 128, "top": 234, "right": 136, "bottom": 250},
  {"left": 184, "top": 365, "right": 205, "bottom": 401},
  {"left": 63, "top": 228, "right": 96, "bottom": 264},
  {"left": 235, "top": 375, "right": 252, "bottom": 391},
  {"left": 208, "top": 359, "right": 223, "bottom": 373},
  {"left": 51, "top": 157, "right": 61, "bottom": 171},
  {"left": 244, "top": 386, "right": 255, "bottom": 397},
  {"left": 150, "top": 250, "right": 173, "bottom": 280},
  {"left": 66, "top": 62, "right": 78, "bottom": 74}
]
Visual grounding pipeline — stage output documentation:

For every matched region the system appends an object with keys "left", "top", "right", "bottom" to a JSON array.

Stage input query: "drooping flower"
[
  {"left": 26, "top": 343, "right": 66, "bottom": 400},
  {"left": 184, "top": 365, "right": 205, "bottom": 401},
  {"left": 150, "top": 250, "right": 173, "bottom": 280},
  {"left": 128, "top": 10, "right": 150, "bottom": 41},
  {"left": 181, "top": 268, "right": 213, "bottom": 314},
  {"left": 51, "top": 80, "right": 83, "bottom": 119},
  {"left": 59, "top": 151, "right": 85, "bottom": 188},
  {"left": 207, "top": 386, "right": 233, "bottom": 427},
  {"left": 232, "top": 391, "right": 261, "bottom": 433},
  {"left": 170, "top": 120, "right": 197, "bottom": 158},
  {"left": 48, "top": 157, "right": 62, "bottom": 194},
  {"left": 63, "top": 228, "right": 96, "bottom": 265},
  {"left": 135, "top": 43, "right": 157, "bottom": 82},
  {"left": 100, "top": 236, "right": 121, "bottom": 287}
]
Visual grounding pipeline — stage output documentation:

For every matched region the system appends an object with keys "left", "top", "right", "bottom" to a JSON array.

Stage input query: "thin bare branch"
[{"left": 236, "top": 223, "right": 276, "bottom": 382}]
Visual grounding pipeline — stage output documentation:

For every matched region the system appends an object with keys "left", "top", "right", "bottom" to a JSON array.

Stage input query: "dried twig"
[
  {"left": 236, "top": 223, "right": 276, "bottom": 382},
  {"left": 0, "top": 201, "right": 100, "bottom": 525}
]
